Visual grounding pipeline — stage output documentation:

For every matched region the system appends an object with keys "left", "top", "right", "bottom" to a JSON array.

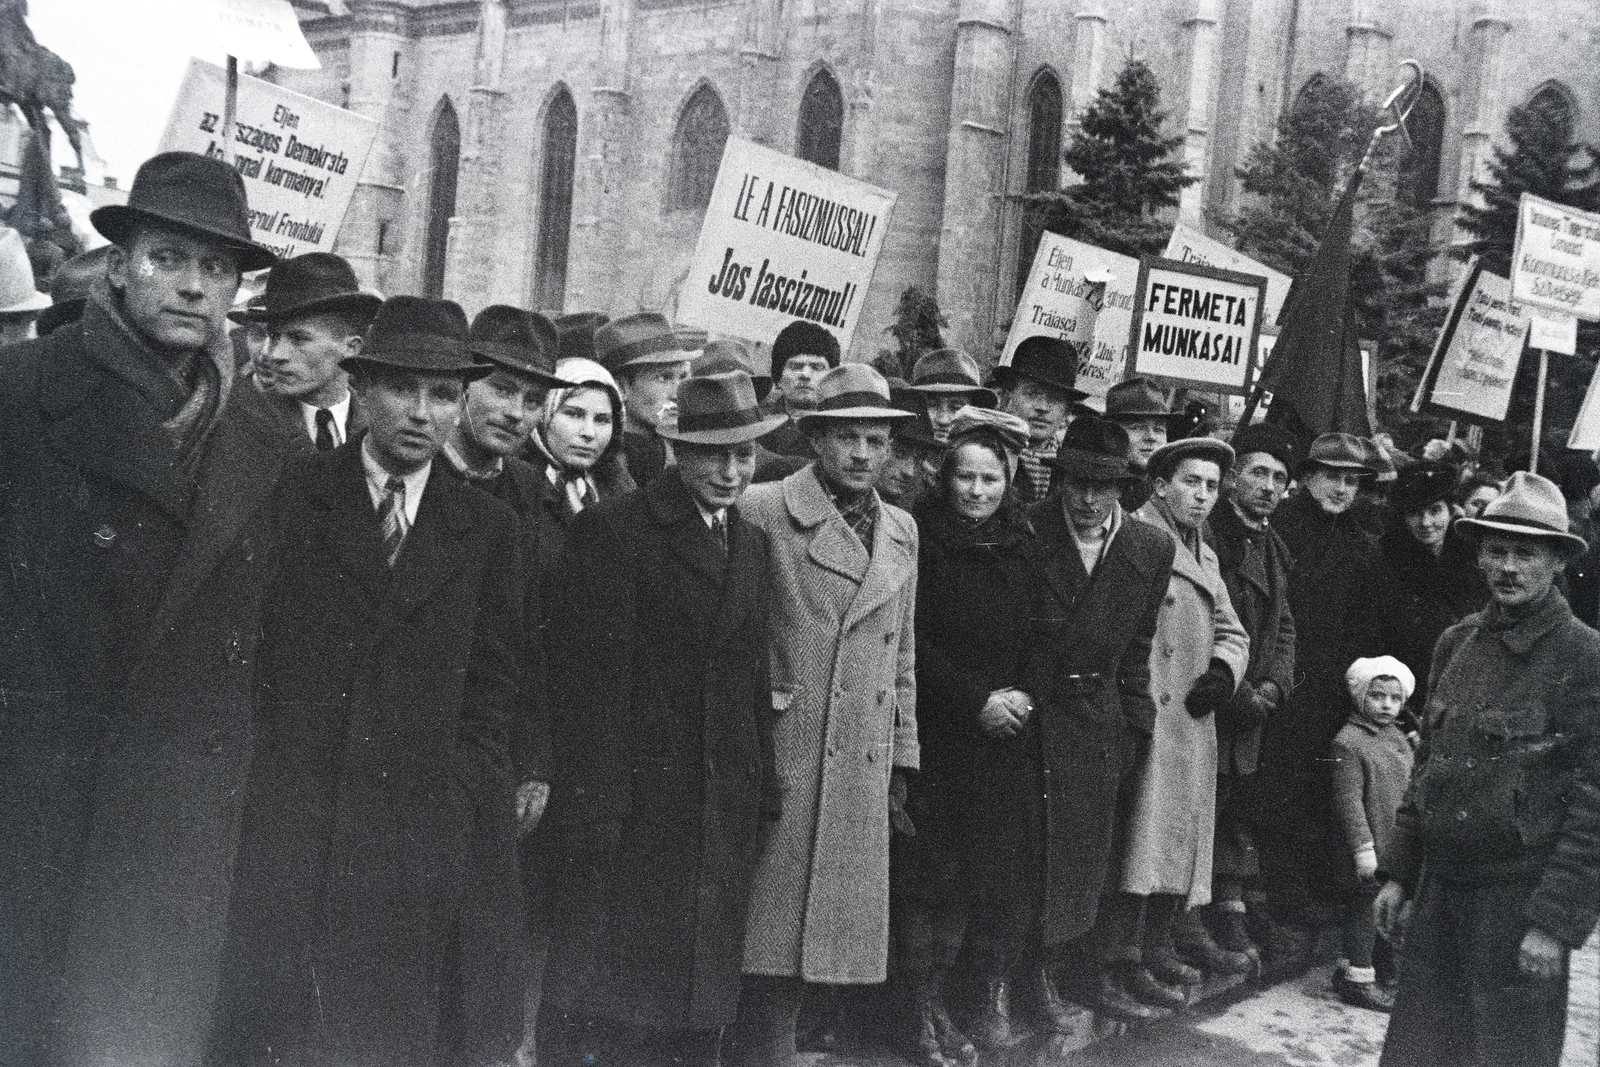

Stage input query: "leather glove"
[
  {"left": 889, "top": 769, "right": 915, "bottom": 837},
  {"left": 1186, "top": 660, "right": 1235, "bottom": 719}
]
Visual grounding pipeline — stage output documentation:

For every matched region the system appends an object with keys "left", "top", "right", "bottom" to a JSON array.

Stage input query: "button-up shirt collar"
[{"left": 361, "top": 436, "right": 430, "bottom": 526}]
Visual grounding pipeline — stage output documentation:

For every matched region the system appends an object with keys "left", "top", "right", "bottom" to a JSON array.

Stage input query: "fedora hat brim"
[
  {"left": 1456, "top": 516, "right": 1589, "bottom": 557},
  {"left": 342, "top": 350, "right": 493, "bottom": 381},
  {"left": 260, "top": 290, "right": 384, "bottom": 327},
  {"left": 798, "top": 406, "right": 916, "bottom": 429},
  {"left": 1050, "top": 449, "right": 1140, "bottom": 484},
  {"left": 987, "top": 364, "right": 1088, "bottom": 400},
  {"left": 619, "top": 348, "right": 694, "bottom": 368},
  {"left": 910, "top": 382, "right": 1001, "bottom": 406},
  {"left": 660, "top": 412, "right": 788, "bottom": 446},
  {"left": 0, "top": 288, "right": 52, "bottom": 314},
  {"left": 471, "top": 339, "right": 565, "bottom": 385},
  {"left": 92, "top": 204, "right": 277, "bottom": 273}
]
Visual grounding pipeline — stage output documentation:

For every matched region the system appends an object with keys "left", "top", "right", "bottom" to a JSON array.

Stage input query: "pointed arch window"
[
  {"left": 797, "top": 69, "right": 844, "bottom": 170},
  {"left": 533, "top": 88, "right": 578, "bottom": 311},
  {"left": 1399, "top": 79, "right": 1445, "bottom": 209},
  {"left": 423, "top": 98, "right": 460, "bottom": 300},
  {"left": 668, "top": 85, "right": 730, "bottom": 213},
  {"left": 1016, "top": 70, "right": 1063, "bottom": 298}
]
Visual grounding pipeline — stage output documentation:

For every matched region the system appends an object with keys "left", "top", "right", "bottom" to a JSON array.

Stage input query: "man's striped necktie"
[{"left": 379, "top": 476, "right": 408, "bottom": 567}]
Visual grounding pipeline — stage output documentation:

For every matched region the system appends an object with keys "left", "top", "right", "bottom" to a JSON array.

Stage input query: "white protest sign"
[
  {"left": 998, "top": 232, "right": 1138, "bottom": 399},
  {"left": 209, "top": 0, "right": 321, "bottom": 68},
  {"left": 1411, "top": 260, "right": 1528, "bottom": 422},
  {"left": 677, "top": 137, "right": 896, "bottom": 354},
  {"left": 1528, "top": 302, "right": 1578, "bottom": 355},
  {"left": 159, "top": 58, "right": 379, "bottom": 260},
  {"left": 1511, "top": 192, "right": 1600, "bottom": 320},
  {"left": 1164, "top": 223, "right": 1291, "bottom": 327},
  {"left": 1128, "top": 257, "right": 1264, "bottom": 394}
]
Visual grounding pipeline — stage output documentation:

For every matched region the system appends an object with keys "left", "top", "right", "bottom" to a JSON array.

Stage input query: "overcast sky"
[{"left": 30, "top": 0, "right": 297, "bottom": 186}]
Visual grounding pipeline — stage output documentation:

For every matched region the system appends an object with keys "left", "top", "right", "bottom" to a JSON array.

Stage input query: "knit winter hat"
[{"left": 1345, "top": 655, "right": 1416, "bottom": 705}]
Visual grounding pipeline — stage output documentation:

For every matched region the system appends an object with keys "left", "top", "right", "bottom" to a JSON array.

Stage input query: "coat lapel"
[
  {"left": 842, "top": 503, "right": 915, "bottom": 630},
  {"left": 785, "top": 467, "right": 870, "bottom": 585},
  {"left": 379, "top": 466, "right": 472, "bottom": 633},
  {"left": 646, "top": 475, "right": 729, "bottom": 585},
  {"left": 1136, "top": 502, "right": 1220, "bottom": 603},
  {"left": 304, "top": 443, "right": 390, "bottom": 605},
  {"left": 714, "top": 510, "right": 763, "bottom": 649},
  {"left": 1029, "top": 495, "right": 1090, "bottom": 611}
]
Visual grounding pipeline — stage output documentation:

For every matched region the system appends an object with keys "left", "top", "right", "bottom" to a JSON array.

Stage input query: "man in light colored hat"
[
  {"left": 907, "top": 347, "right": 998, "bottom": 443},
  {"left": 1375, "top": 471, "right": 1600, "bottom": 1067},
  {"left": 598, "top": 311, "right": 694, "bottom": 485},
  {"left": 210, "top": 296, "right": 527, "bottom": 1067},
  {"left": 540, "top": 370, "right": 784, "bottom": 1067},
  {"left": 1108, "top": 437, "right": 1250, "bottom": 1004},
  {"left": 990, "top": 335, "right": 1086, "bottom": 506},
  {"left": 0, "top": 224, "right": 52, "bottom": 344},
  {"left": 1253, "top": 431, "right": 1384, "bottom": 965},
  {"left": 0, "top": 150, "right": 278, "bottom": 1066},
  {"left": 724, "top": 363, "right": 920, "bottom": 1067}
]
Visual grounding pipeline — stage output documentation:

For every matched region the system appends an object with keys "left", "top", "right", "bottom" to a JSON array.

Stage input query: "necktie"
[
  {"left": 314, "top": 408, "right": 336, "bottom": 452},
  {"left": 379, "top": 476, "right": 408, "bottom": 567},
  {"left": 711, "top": 513, "right": 728, "bottom": 553}
]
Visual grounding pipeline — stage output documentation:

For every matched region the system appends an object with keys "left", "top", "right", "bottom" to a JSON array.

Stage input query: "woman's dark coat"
[
  {"left": 1018, "top": 496, "right": 1176, "bottom": 944},
  {"left": 907, "top": 500, "right": 1042, "bottom": 898},
  {"left": 541, "top": 474, "right": 779, "bottom": 1030},
  {"left": 1375, "top": 522, "right": 1488, "bottom": 709},
  {"left": 209, "top": 443, "right": 526, "bottom": 1067}
]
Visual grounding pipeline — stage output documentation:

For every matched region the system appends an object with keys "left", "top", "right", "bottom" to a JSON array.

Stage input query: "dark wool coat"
[
  {"left": 0, "top": 300, "right": 296, "bottom": 1067},
  {"left": 1375, "top": 523, "right": 1488, "bottom": 711},
  {"left": 1019, "top": 496, "right": 1175, "bottom": 945},
  {"left": 1208, "top": 501, "right": 1296, "bottom": 776},
  {"left": 906, "top": 500, "right": 1043, "bottom": 895},
  {"left": 209, "top": 443, "right": 526, "bottom": 1067},
  {"left": 541, "top": 474, "right": 779, "bottom": 1030},
  {"left": 1257, "top": 491, "right": 1383, "bottom": 819}
]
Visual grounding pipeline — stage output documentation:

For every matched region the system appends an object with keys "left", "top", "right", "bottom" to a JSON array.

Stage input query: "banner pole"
[
  {"left": 1446, "top": 420, "right": 1458, "bottom": 447},
  {"left": 1530, "top": 348, "right": 1550, "bottom": 475},
  {"left": 224, "top": 55, "right": 238, "bottom": 167}
]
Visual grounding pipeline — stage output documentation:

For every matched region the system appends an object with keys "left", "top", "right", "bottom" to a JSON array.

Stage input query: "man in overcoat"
[
  {"left": 1113, "top": 439, "right": 1249, "bottom": 1001},
  {"left": 991, "top": 335, "right": 1084, "bottom": 506},
  {"left": 1015, "top": 416, "right": 1176, "bottom": 1030},
  {"left": 1376, "top": 472, "right": 1600, "bottom": 1067},
  {"left": 1198, "top": 423, "right": 1298, "bottom": 963},
  {"left": 207, "top": 297, "right": 527, "bottom": 1067},
  {"left": 1256, "top": 433, "right": 1383, "bottom": 943},
  {"left": 0, "top": 151, "right": 278, "bottom": 1067},
  {"left": 725, "top": 363, "right": 920, "bottom": 1067},
  {"left": 539, "top": 370, "right": 786, "bottom": 1067}
]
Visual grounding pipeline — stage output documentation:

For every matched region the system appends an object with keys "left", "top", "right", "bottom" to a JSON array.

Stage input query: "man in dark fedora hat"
[
  {"left": 209, "top": 296, "right": 528, "bottom": 1067},
  {"left": 990, "top": 335, "right": 1087, "bottom": 506},
  {"left": 0, "top": 150, "right": 281, "bottom": 1066},
  {"left": 539, "top": 370, "right": 784, "bottom": 1067},
  {"left": 973, "top": 416, "right": 1176, "bottom": 1035},
  {"left": 1104, "top": 376, "right": 1174, "bottom": 510},
  {"left": 245, "top": 251, "right": 383, "bottom": 451},
  {"left": 692, "top": 340, "right": 804, "bottom": 485},
  {"left": 1376, "top": 471, "right": 1600, "bottom": 1067},
  {"left": 907, "top": 347, "right": 998, "bottom": 443},
  {"left": 597, "top": 311, "right": 695, "bottom": 485},
  {"left": 878, "top": 378, "right": 943, "bottom": 511},
  {"left": 725, "top": 364, "right": 919, "bottom": 1067}
]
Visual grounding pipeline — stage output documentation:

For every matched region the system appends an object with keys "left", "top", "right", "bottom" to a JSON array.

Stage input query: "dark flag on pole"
[{"left": 1247, "top": 167, "right": 1373, "bottom": 444}]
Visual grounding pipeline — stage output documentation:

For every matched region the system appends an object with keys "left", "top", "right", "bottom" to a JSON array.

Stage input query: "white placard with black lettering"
[
  {"left": 997, "top": 232, "right": 1139, "bottom": 400},
  {"left": 1511, "top": 192, "right": 1600, "bottom": 320},
  {"left": 1164, "top": 223, "right": 1290, "bottom": 328},
  {"left": 1411, "top": 259, "right": 1529, "bottom": 423},
  {"left": 159, "top": 58, "right": 379, "bottom": 260},
  {"left": 1127, "top": 257, "right": 1264, "bottom": 395},
  {"left": 677, "top": 137, "right": 897, "bottom": 355}
]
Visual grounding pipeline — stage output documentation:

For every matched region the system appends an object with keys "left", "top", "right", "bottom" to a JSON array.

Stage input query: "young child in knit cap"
[{"left": 1329, "top": 655, "right": 1417, "bottom": 1012}]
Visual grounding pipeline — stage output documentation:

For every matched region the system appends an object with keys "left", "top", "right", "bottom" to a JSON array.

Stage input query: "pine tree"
[
  {"left": 1024, "top": 59, "right": 1196, "bottom": 259},
  {"left": 876, "top": 286, "right": 947, "bottom": 379},
  {"left": 1457, "top": 94, "right": 1600, "bottom": 276}
]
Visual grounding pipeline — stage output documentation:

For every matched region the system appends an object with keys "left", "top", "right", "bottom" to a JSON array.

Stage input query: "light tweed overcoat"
[
  {"left": 738, "top": 465, "right": 919, "bottom": 983},
  {"left": 1121, "top": 501, "right": 1250, "bottom": 907}
]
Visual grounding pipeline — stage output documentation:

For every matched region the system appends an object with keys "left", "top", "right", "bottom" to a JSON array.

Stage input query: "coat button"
[
  {"left": 1160, "top": 694, "right": 1171, "bottom": 705},
  {"left": 867, "top": 751, "right": 876, "bottom": 762},
  {"left": 93, "top": 525, "right": 116, "bottom": 549},
  {"left": 877, "top": 691, "right": 887, "bottom": 705},
  {"left": 1457, "top": 810, "right": 1469, "bottom": 822},
  {"left": 827, "top": 747, "right": 837, "bottom": 758}
]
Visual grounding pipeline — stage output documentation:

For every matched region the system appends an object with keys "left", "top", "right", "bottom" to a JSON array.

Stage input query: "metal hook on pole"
[{"left": 1359, "top": 59, "right": 1424, "bottom": 172}]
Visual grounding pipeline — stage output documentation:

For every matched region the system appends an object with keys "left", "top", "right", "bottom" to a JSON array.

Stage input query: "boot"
[
  {"left": 904, "top": 981, "right": 952, "bottom": 1067},
  {"left": 1122, "top": 964, "right": 1187, "bottom": 1009},
  {"left": 1333, "top": 969, "right": 1394, "bottom": 1013},
  {"left": 928, "top": 995, "right": 977, "bottom": 1067},
  {"left": 1144, "top": 943, "right": 1203, "bottom": 987},
  {"left": 1033, "top": 965, "right": 1093, "bottom": 1036},
  {"left": 1174, "top": 908, "right": 1253, "bottom": 975},
  {"left": 965, "top": 977, "right": 1028, "bottom": 1051},
  {"left": 1209, "top": 908, "right": 1258, "bottom": 956},
  {"left": 1095, "top": 972, "right": 1174, "bottom": 1021}
]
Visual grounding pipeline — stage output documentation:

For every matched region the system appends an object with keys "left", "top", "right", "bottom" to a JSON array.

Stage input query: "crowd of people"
[{"left": 3, "top": 150, "right": 1599, "bottom": 1067}]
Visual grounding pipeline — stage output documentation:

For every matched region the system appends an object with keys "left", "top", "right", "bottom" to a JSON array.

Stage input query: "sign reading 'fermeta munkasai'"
[{"left": 1127, "top": 257, "right": 1265, "bottom": 394}]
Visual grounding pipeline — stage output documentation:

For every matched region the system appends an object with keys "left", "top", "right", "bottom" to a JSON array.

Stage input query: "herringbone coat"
[{"left": 738, "top": 465, "right": 919, "bottom": 983}]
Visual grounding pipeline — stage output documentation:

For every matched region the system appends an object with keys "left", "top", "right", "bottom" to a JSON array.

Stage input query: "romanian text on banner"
[
  {"left": 1127, "top": 257, "right": 1264, "bottom": 395},
  {"left": 1410, "top": 260, "right": 1528, "bottom": 423},
  {"left": 1164, "top": 223, "right": 1291, "bottom": 328},
  {"left": 998, "top": 232, "right": 1138, "bottom": 400},
  {"left": 1511, "top": 192, "right": 1600, "bottom": 320},
  {"left": 676, "top": 137, "right": 897, "bottom": 355},
  {"left": 159, "top": 58, "right": 379, "bottom": 260},
  {"left": 1528, "top": 302, "right": 1578, "bottom": 355}
]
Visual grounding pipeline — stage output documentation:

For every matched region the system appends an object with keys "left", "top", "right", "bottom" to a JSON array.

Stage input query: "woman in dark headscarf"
[
  {"left": 1376, "top": 460, "right": 1488, "bottom": 711},
  {"left": 893, "top": 406, "right": 1039, "bottom": 1067}
]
